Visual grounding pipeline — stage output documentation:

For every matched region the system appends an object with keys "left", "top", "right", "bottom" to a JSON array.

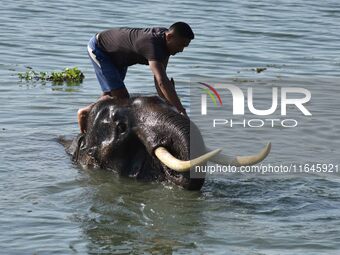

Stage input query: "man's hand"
[
  {"left": 170, "top": 77, "right": 175, "bottom": 87},
  {"left": 170, "top": 78, "right": 188, "bottom": 117},
  {"left": 179, "top": 108, "right": 188, "bottom": 117}
]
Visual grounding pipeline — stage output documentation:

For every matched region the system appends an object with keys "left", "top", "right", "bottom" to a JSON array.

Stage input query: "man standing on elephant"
[{"left": 78, "top": 22, "right": 194, "bottom": 133}]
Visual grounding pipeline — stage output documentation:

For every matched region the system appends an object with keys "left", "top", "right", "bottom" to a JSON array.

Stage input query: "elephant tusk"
[
  {"left": 209, "top": 142, "right": 271, "bottom": 166},
  {"left": 154, "top": 147, "right": 222, "bottom": 172}
]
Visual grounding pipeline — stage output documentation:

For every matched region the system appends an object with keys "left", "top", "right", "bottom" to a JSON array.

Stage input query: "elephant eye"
[{"left": 117, "top": 122, "right": 127, "bottom": 134}]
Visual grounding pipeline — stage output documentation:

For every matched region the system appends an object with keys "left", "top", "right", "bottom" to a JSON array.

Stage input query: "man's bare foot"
[{"left": 104, "top": 87, "right": 130, "bottom": 99}]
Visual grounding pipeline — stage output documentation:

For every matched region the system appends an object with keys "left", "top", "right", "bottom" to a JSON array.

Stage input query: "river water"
[{"left": 0, "top": 0, "right": 340, "bottom": 254}]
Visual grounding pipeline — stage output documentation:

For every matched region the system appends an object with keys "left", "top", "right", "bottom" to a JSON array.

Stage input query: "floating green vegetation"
[
  {"left": 254, "top": 67, "right": 267, "bottom": 73},
  {"left": 18, "top": 67, "right": 84, "bottom": 85}
]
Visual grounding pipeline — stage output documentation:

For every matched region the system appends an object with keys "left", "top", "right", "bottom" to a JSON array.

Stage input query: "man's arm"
[
  {"left": 153, "top": 58, "right": 168, "bottom": 100},
  {"left": 149, "top": 60, "right": 187, "bottom": 115}
]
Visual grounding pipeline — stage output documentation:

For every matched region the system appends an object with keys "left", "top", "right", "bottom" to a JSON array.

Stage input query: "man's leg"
[
  {"left": 78, "top": 35, "right": 129, "bottom": 133},
  {"left": 77, "top": 104, "right": 95, "bottom": 134}
]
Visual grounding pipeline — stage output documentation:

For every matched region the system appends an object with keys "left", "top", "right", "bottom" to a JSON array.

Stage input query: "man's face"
[{"left": 166, "top": 33, "right": 191, "bottom": 56}]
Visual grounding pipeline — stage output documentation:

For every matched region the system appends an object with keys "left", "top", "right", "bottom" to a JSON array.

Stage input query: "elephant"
[{"left": 59, "top": 95, "right": 271, "bottom": 190}]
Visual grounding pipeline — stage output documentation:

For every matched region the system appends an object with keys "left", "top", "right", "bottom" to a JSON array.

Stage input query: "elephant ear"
[{"left": 66, "top": 133, "right": 86, "bottom": 162}]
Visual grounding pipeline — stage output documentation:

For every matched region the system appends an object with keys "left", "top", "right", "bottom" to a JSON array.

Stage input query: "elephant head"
[{"left": 61, "top": 96, "right": 271, "bottom": 190}]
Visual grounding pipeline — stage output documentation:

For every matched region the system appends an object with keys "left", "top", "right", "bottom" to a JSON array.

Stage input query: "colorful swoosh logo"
[{"left": 199, "top": 82, "right": 223, "bottom": 107}]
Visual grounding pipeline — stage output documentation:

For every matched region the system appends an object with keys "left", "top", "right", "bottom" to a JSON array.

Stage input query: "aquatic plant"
[
  {"left": 18, "top": 67, "right": 84, "bottom": 85},
  {"left": 254, "top": 67, "right": 267, "bottom": 73}
]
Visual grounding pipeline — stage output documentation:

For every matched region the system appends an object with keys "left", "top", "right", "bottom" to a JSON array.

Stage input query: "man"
[{"left": 78, "top": 22, "right": 194, "bottom": 133}]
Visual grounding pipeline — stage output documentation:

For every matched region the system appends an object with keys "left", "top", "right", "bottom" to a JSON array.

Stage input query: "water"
[{"left": 0, "top": 0, "right": 340, "bottom": 254}]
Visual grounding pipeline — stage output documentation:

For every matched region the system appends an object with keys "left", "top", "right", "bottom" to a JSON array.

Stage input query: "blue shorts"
[{"left": 87, "top": 35, "right": 128, "bottom": 92}]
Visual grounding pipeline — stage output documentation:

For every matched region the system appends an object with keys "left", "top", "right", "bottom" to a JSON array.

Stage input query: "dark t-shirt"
[{"left": 96, "top": 27, "right": 169, "bottom": 68}]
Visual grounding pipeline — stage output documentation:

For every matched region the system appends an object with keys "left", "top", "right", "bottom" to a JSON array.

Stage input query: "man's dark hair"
[{"left": 169, "top": 22, "right": 194, "bottom": 40}]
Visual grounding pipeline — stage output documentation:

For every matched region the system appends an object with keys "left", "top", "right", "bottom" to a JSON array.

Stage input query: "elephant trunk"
[{"left": 133, "top": 104, "right": 208, "bottom": 190}]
